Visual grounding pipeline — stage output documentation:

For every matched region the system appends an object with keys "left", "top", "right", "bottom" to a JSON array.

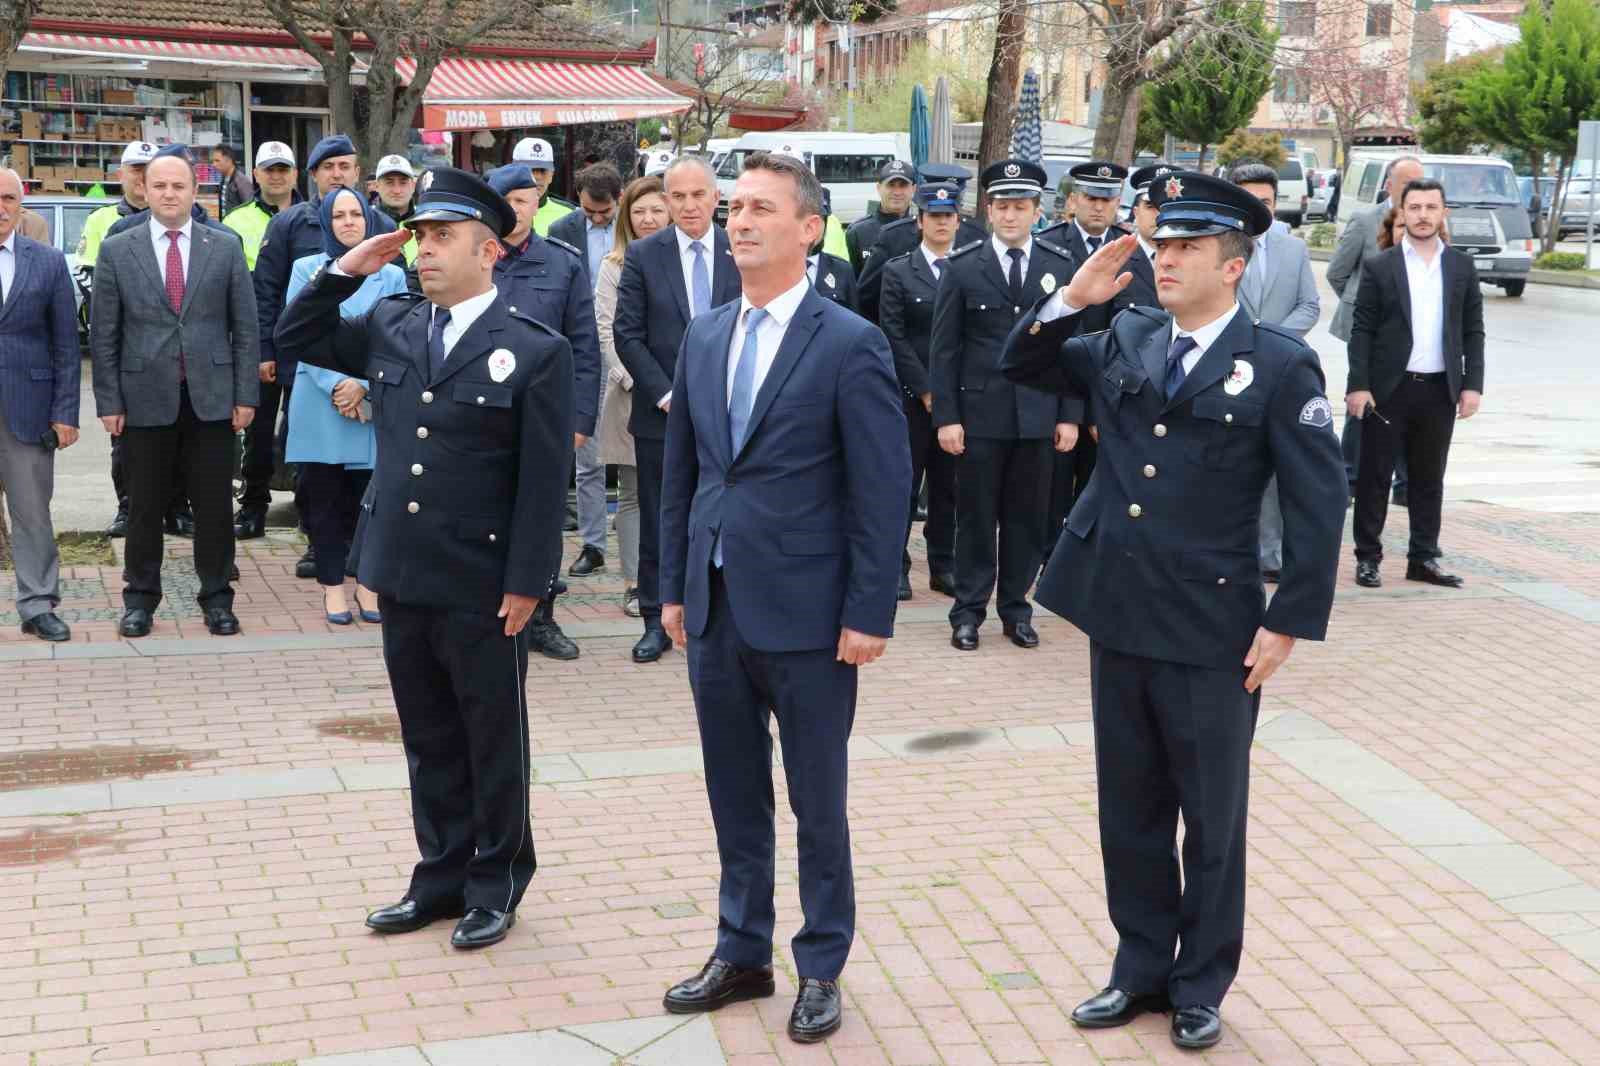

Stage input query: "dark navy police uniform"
[
  {"left": 1001, "top": 171, "right": 1346, "bottom": 1016},
  {"left": 856, "top": 163, "right": 985, "bottom": 323},
  {"left": 274, "top": 169, "right": 574, "bottom": 923}
]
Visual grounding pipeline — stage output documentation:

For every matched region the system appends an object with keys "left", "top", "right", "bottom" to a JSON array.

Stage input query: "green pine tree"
[
  {"left": 1146, "top": 0, "right": 1278, "bottom": 169},
  {"left": 1416, "top": 51, "right": 1501, "bottom": 156}
]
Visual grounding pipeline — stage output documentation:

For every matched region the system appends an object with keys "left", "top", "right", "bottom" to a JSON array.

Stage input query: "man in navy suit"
[
  {"left": 657, "top": 152, "right": 909, "bottom": 1044},
  {"left": 0, "top": 167, "right": 80, "bottom": 641},
  {"left": 614, "top": 156, "right": 742, "bottom": 663}
]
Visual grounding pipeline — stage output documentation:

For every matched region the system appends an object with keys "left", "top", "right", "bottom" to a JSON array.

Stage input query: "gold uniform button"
[
  {"left": 410, "top": 463, "right": 423, "bottom": 476},
  {"left": 416, "top": 427, "right": 429, "bottom": 439},
  {"left": 421, "top": 391, "right": 434, "bottom": 404},
  {"left": 1128, "top": 504, "right": 1142, "bottom": 518},
  {"left": 407, "top": 501, "right": 420, "bottom": 514},
  {"left": 1143, "top": 464, "right": 1156, "bottom": 478},
  {"left": 1153, "top": 424, "right": 1167, "bottom": 438}
]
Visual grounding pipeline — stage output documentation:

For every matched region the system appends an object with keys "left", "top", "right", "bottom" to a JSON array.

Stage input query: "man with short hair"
[
  {"left": 614, "top": 156, "right": 742, "bottom": 663},
  {"left": 91, "top": 153, "right": 259, "bottom": 639},
  {"left": 212, "top": 145, "right": 254, "bottom": 216},
  {"left": 511, "top": 137, "right": 575, "bottom": 236},
  {"left": 1002, "top": 171, "right": 1346, "bottom": 1052},
  {"left": 1040, "top": 161, "right": 1130, "bottom": 308},
  {"left": 657, "top": 149, "right": 909, "bottom": 1046},
  {"left": 855, "top": 162, "right": 986, "bottom": 322},
  {"left": 0, "top": 167, "right": 81, "bottom": 641},
  {"left": 223, "top": 141, "right": 301, "bottom": 270},
  {"left": 548, "top": 160, "right": 621, "bottom": 289},
  {"left": 844, "top": 158, "right": 916, "bottom": 273},
  {"left": 1347, "top": 177, "right": 1484, "bottom": 590},
  {"left": 373, "top": 155, "right": 417, "bottom": 224}
]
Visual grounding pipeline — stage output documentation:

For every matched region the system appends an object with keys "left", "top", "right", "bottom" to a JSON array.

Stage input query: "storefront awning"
[
  {"left": 397, "top": 57, "right": 691, "bottom": 130},
  {"left": 19, "top": 32, "right": 334, "bottom": 73}
]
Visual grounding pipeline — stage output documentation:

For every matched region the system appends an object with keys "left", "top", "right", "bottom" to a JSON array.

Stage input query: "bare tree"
[
  {"left": 661, "top": 28, "right": 785, "bottom": 151},
  {"left": 977, "top": 0, "right": 1028, "bottom": 174},
  {"left": 1288, "top": 47, "right": 1410, "bottom": 167}
]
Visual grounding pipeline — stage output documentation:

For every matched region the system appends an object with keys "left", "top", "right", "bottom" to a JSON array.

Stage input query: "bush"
[
  {"left": 1216, "top": 129, "right": 1287, "bottom": 170},
  {"left": 1306, "top": 222, "right": 1337, "bottom": 249},
  {"left": 1535, "top": 251, "right": 1587, "bottom": 271}
]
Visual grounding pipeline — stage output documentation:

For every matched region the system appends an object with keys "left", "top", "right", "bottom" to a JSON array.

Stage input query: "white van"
[
  {"left": 1274, "top": 158, "right": 1310, "bottom": 227},
  {"left": 713, "top": 131, "right": 912, "bottom": 223},
  {"left": 1340, "top": 151, "right": 1534, "bottom": 296}
]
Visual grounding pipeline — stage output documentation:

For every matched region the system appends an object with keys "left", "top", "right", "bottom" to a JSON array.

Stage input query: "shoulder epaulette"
[
  {"left": 885, "top": 250, "right": 914, "bottom": 265},
  {"left": 1036, "top": 239, "right": 1072, "bottom": 260},
  {"left": 507, "top": 309, "right": 564, "bottom": 338},
  {"left": 378, "top": 290, "right": 425, "bottom": 304},
  {"left": 947, "top": 240, "right": 985, "bottom": 259},
  {"left": 1250, "top": 319, "right": 1314, "bottom": 354},
  {"left": 879, "top": 216, "right": 917, "bottom": 236},
  {"left": 1123, "top": 304, "right": 1167, "bottom": 324},
  {"left": 544, "top": 235, "right": 582, "bottom": 257}
]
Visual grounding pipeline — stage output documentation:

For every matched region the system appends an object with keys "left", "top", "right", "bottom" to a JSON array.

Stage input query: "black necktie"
[
  {"left": 1166, "top": 335, "right": 1198, "bottom": 399},
  {"left": 933, "top": 256, "right": 947, "bottom": 280},
  {"left": 428, "top": 308, "right": 452, "bottom": 379},
  {"left": 1006, "top": 248, "right": 1024, "bottom": 306},
  {"left": 1087, "top": 235, "right": 1102, "bottom": 254}
]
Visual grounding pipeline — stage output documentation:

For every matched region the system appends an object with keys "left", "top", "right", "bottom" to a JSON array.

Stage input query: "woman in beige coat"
[{"left": 594, "top": 176, "right": 670, "bottom": 617}]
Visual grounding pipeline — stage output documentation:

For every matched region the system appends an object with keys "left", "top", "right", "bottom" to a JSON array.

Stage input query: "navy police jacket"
[
  {"left": 493, "top": 233, "right": 601, "bottom": 437},
  {"left": 1002, "top": 300, "right": 1346, "bottom": 669}
]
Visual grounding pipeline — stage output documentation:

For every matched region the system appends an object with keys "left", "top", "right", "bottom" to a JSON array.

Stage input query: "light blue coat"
[{"left": 283, "top": 253, "right": 407, "bottom": 468}]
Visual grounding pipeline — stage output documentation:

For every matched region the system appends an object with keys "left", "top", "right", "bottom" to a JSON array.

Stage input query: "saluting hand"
[
  {"left": 1060, "top": 234, "right": 1138, "bottom": 310},
  {"left": 337, "top": 229, "right": 413, "bottom": 277}
]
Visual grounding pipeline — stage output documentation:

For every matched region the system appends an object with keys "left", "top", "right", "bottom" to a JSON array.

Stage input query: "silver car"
[{"left": 1555, "top": 179, "right": 1598, "bottom": 240}]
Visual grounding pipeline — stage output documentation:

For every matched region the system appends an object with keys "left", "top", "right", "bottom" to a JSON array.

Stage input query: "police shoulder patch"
[
  {"left": 544, "top": 236, "right": 582, "bottom": 258},
  {"left": 947, "top": 240, "right": 985, "bottom": 259},
  {"left": 1298, "top": 396, "right": 1335, "bottom": 429},
  {"left": 379, "top": 290, "right": 424, "bottom": 303}
]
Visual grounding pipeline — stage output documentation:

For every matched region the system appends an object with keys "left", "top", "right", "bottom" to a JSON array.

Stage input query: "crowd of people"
[{"left": 0, "top": 129, "right": 1489, "bottom": 1054}]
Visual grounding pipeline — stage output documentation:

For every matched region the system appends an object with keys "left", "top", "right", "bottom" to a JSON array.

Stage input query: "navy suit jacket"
[
  {"left": 613, "top": 224, "right": 741, "bottom": 440},
  {"left": 659, "top": 286, "right": 911, "bottom": 652},
  {"left": 0, "top": 235, "right": 81, "bottom": 442}
]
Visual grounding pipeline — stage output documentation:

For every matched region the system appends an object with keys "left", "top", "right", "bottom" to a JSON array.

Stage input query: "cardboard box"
[
  {"left": 39, "top": 178, "right": 68, "bottom": 193},
  {"left": 31, "top": 165, "right": 54, "bottom": 179},
  {"left": 20, "top": 111, "right": 40, "bottom": 140},
  {"left": 75, "top": 166, "right": 102, "bottom": 182},
  {"left": 104, "top": 89, "right": 135, "bottom": 105},
  {"left": 10, "top": 143, "right": 29, "bottom": 169}
]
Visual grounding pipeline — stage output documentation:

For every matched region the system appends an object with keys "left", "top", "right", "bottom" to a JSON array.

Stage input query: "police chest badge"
[
  {"left": 1299, "top": 396, "right": 1335, "bottom": 429},
  {"left": 488, "top": 349, "right": 516, "bottom": 383},
  {"left": 1223, "top": 359, "right": 1254, "bottom": 396},
  {"left": 824, "top": 273, "right": 836, "bottom": 289},
  {"left": 1040, "top": 273, "right": 1057, "bottom": 294}
]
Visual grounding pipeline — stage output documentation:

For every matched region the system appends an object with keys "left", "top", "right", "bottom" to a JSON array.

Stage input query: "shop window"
[{"left": 1277, "top": 2, "right": 1315, "bottom": 36}]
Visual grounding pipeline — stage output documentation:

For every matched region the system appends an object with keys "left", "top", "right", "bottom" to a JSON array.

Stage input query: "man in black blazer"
[
  {"left": 1120, "top": 164, "right": 1168, "bottom": 310},
  {"left": 613, "top": 156, "right": 741, "bottom": 662},
  {"left": 879, "top": 182, "right": 963, "bottom": 599},
  {"left": 1346, "top": 177, "right": 1485, "bottom": 589}
]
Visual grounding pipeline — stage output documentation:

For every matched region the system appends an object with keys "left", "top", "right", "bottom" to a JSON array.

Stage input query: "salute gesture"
[
  {"left": 337, "top": 228, "right": 414, "bottom": 277},
  {"left": 1061, "top": 233, "right": 1139, "bottom": 310}
]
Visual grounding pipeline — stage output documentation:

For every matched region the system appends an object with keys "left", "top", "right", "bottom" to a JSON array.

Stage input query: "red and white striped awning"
[
  {"left": 397, "top": 57, "right": 691, "bottom": 130},
  {"left": 19, "top": 33, "right": 332, "bottom": 72}
]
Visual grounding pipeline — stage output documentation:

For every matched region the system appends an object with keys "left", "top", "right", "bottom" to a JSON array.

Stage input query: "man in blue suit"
[
  {"left": 0, "top": 167, "right": 79, "bottom": 641},
  {"left": 657, "top": 152, "right": 909, "bottom": 1044}
]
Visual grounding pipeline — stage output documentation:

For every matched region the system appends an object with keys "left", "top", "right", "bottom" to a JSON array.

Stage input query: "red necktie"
[{"left": 165, "top": 230, "right": 186, "bottom": 381}]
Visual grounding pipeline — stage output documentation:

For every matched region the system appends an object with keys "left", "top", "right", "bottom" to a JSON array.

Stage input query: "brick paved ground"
[{"left": 1, "top": 503, "right": 1600, "bottom": 1065}]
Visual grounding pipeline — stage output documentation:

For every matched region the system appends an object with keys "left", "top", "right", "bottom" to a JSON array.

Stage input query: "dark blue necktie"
[
  {"left": 1006, "top": 247, "right": 1024, "bottom": 306},
  {"left": 1165, "top": 334, "right": 1198, "bottom": 399},
  {"left": 428, "top": 308, "right": 451, "bottom": 379}
]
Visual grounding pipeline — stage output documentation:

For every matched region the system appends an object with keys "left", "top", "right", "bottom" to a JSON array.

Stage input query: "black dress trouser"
[
  {"left": 298, "top": 463, "right": 371, "bottom": 585},
  {"left": 950, "top": 436, "right": 1051, "bottom": 629},
  {"left": 902, "top": 398, "right": 956, "bottom": 578},
  {"left": 634, "top": 435, "right": 666, "bottom": 628},
  {"left": 381, "top": 596, "right": 536, "bottom": 913},
  {"left": 120, "top": 386, "right": 235, "bottom": 612},
  {"left": 1353, "top": 372, "right": 1454, "bottom": 564}
]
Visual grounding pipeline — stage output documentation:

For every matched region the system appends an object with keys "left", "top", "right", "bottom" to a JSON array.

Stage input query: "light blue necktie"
[
  {"left": 716, "top": 307, "right": 767, "bottom": 568},
  {"left": 690, "top": 240, "right": 711, "bottom": 318}
]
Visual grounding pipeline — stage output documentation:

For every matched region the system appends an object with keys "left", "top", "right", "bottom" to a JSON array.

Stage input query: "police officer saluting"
[
  {"left": 275, "top": 169, "right": 574, "bottom": 950},
  {"left": 1001, "top": 172, "right": 1346, "bottom": 1049},
  {"left": 931, "top": 159, "right": 1080, "bottom": 652}
]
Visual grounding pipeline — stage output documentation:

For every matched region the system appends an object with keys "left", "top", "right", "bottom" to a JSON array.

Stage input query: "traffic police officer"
[
  {"left": 274, "top": 167, "right": 574, "bottom": 952},
  {"left": 930, "top": 159, "right": 1080, "bottom": 652},
  {"left": 77, "top": 140, "right": 158, "bottom": 267},
  {"left": 511, "top": 137, "right": 576, "bottom": 236},
  {"left": 1000, "top": 171, "right": 1346, "bottom": 1050},
  {"left": 879, "top": 181, "right": 963, "bottom": 600},
  {"left": 485, "top": 163, "right": 602, "bottom": 662},
  {"left": 845, "top": 158, "right": 917, "bottom": 273},
  {"left": 856, "top": 162, "right": 986, "bottom": 322},
  {"left": 223, "top": 141, "right": 304, "bottom": 271}
]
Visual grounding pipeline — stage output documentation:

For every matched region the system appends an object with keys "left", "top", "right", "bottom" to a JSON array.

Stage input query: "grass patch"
[{"left": 55, "top": 531, "right": 117, "bottom": 567}]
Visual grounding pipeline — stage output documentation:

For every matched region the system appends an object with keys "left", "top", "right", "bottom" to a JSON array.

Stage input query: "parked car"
[
  {"left": 1516, "top": 176, "right": 1557, "bottom": 238},
  {"left": 23, "top": 193, "right": 103, "bottom": 351},
  {"left": 1274, "top": 159, "right": 1310, "bottom": 227},
  {"left": 1553, "top": 178, "right": 1598, "bottom": 240},
  {"left": 1305, "top": 169, "right": 1338, "bottom": 223}
]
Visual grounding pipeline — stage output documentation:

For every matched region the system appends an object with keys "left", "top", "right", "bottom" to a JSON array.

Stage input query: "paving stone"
[
  {"left": 571, "top": 745, "right": 704, "bottom": 779},
  {"left": 109, "top": 767, "right": 341, "bottom": 810},
  {"left": 0, "top": 782, "right": 110, "bottom": 817},
  {"left": 421, "top": 1031, "right": 614, "bottom": 1065},
  {"left": 301, "top": 1048, "right": 430, "bottom": 1066},
  {"left": 1341, "top": 791, "right": 1511, "bottom": 847},
  {"left": 1419, "top": 845, "right": 1581, "bottom": 901},
  {"left": 626, "top": 1016, "right": 726, "bottom": 1065},
  {"left": 562, "top": 1013, "right": 691, "bottom": 1053}
]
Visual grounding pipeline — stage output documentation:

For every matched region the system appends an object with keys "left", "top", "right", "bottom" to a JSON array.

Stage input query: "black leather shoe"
[
  {"left": 1002, "top": 621, "right": 1040, "bottom": 648},
  {"left": 1171, "top": 1004, "right": 1222, "bottom": 1049},
  {"left": 1406, "top": 559, "right": 1464, "bottom": 588},
  {"left": 230, "top": 564, "right": 240, "bottom": 582},
  {"left": 1071, "top": 988, "right": 1170, "bottom": 1029},
  {"left": 1261, "top": 568, "right": 1281, "bottom": 584},
  {"left": 951, "top": 623, "right": 978, "bottom": 651},
  {"left": 897, "top": 572, "right": 912, "bottom": 601},
  {"left": 451, "top": 907, "right": 515, "bottom": 949},
  {"left": 567, "top": 545, "right": 605, "bottom": 577},
  {"left": 563, "top": 508, "right": 579, "bottom": 532},
  {"left": 787, "top": 977, "right": 842, "bottom": 1043},
  {"left": 165, "top": 510, "right": 195, "bottom": 537},
  {"left": 1391, "top": 488, "right": 1408, "bottom": 508},
  {"left": 528, "top": 618, "right": 580, "bottom": 660},
  {"left": 233, "top": 510, "right": 267, "bottom": 539},
  {"left": 365, "top": 896, "right": 464, "bottom": 934},
  {"left": 663, "top": 957, "right": 776, "bottom": 1014},
  {"left": 633, "top": 627, "right": 673, "bottom": 663},
  {"left": 1355, "top": 560, "right": 1382, "bottom": 588},
  {"left": 119, "top": 608, "right": 153, "bottom": 638},
  {"left": 295, "top": 547, "right": 317, "bottom": 579},
  {"left": 929, "top": 571, "right": 957, "bottom": 596},
  {"left": 204, "top": 607, "right": 240, "bottom": 636},
  {"left": 21, "top": 612, "right": 71, "bottom": 642},
  {"left": 106, "top": 509, "right": 128, "bottom": 538}
]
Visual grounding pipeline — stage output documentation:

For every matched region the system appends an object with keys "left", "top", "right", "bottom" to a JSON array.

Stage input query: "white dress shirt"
[
  {"left": 431, "top": 285, "right": 499, "bottom": 361},
  {"left": 992, "top": 235, "right": 1032, "bottom": 280},
  {"left": 676, "top": 225, "right": 715, "bottom": 317},
  {"left": 1075, "top": 221, "right": 1110, "bottom": 255},
  {"left": 726, "top": 275, "right": 812, "bottom": 406},
  {"left": 1169, "top": 303, "right": 1240, "bottom": 375},
  {"left": 1136, "top": 234, "right": 1157, "bottom": 267},
  {"left": 1400, "top": 234, "right": 1446, "bottom": 374},
  {"left": 921, "top": 243, "right": 948, "bottom": 279},
  {"left": 0, "top": 231, "right": 16, "bottom": 303},
  {"left": 149, "top": 216, "right": 192, "bottom": 286}
]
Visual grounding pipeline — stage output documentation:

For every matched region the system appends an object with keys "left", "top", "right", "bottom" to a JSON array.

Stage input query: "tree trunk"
[
  {"left": 1092, "top": 52, "right": 1144, "bottom": 165},
  {"left": 1197, "top": 143, "right": 1208, "bottom": 170},
  {"left": 1544, "top": 152, "right": 1570, "bottom": 256},
  {"left": 977, "top": 0, "right": 1027, "bottom": 178}
]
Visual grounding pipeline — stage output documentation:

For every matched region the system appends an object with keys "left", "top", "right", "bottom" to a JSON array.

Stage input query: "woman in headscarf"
[{"left": 282, "top": 185, "right": 408, "bottom": 624}]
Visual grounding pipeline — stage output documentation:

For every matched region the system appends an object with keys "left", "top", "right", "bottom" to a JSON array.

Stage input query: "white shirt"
[
  {"left": 726, "top": 276, "right": 812, "bottom": 407},
  {"left": 0, "top": 231, "right": 15, "bottom": 303},
  {"left": 1075, "top": 221, "right": 1111, "bottom": 255},
  {"left": 921, "top": 243, "right": 948, "bottom": 279},
  {"left": 149, "top": 217, "right": 192, "bottom": 287},
  {"left": 676, "top": 225, "right": 715, "bottom": 318},
  {"left": 431, "top": 285, "right": 500, "bottom": 361},
  {"left": 1400, "top": 234, "right": 1446, "bottom": 374},
  {"left": 991, "top": 235, "right": 1032, "bottom": 281},
  {"left": 1169, "top": 303, "right": 1240, "bottom": 375}
]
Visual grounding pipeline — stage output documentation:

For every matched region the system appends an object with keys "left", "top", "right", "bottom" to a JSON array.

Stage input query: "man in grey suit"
[
  {"left": 91, "top": 153, "right": 259, "bottom": 638},
  {"left": 1231, "top": 163, "right": 1322, "bottom": 580},
  {"left": 1326, "top": 155, "right": 1422, "bottom": 496},
  {"left": 0, "top": 168, "right": 80, "bottom": 642}
]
